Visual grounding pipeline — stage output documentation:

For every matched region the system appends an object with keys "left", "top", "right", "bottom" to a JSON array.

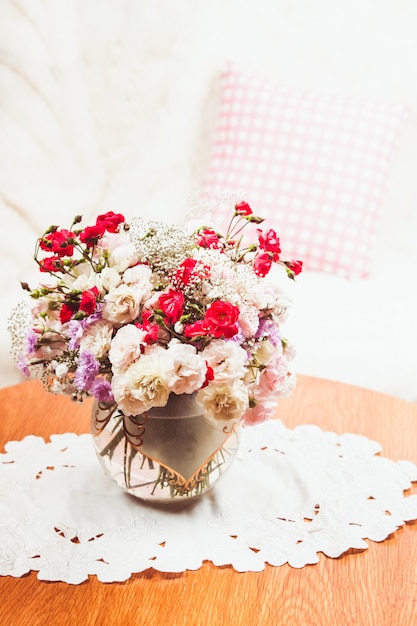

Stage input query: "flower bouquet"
[{"left": 9, "top": 201, "right": 302, "bottom": 501}]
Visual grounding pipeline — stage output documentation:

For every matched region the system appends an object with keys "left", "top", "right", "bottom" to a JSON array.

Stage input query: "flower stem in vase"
[{"left": 96, "top": 414, "right": 125, "bottom": 460}]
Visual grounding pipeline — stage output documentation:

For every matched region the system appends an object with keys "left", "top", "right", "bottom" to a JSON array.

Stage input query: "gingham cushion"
[{"left": 203, "top": 66, "right": 412, "bottom": 278}]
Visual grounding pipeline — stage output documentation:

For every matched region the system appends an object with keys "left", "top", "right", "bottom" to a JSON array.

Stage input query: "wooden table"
[{"left": 1, "top": 376, "right": 416, "bottom": 626}]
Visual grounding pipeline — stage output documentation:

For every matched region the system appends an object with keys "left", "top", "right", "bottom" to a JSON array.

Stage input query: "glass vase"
[{"left": 91, "top": 393, "right": 240, "bottom": 504}]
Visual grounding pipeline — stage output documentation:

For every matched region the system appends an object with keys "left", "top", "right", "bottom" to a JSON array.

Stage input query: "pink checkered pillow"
[{"left": 203, "top": 66, "right": 412, "bottom": 278}]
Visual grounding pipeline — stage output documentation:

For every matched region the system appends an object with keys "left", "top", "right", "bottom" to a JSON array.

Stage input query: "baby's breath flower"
[{"left": 129, "top": 218, "right": 194, "bottom": 276}]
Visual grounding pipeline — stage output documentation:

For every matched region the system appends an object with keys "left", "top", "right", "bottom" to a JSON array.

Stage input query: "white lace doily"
[{"left": 1, "top": 421, "right": 416, "bottom": 585}]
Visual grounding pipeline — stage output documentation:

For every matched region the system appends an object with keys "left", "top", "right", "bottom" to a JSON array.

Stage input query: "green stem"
[{"left": 98, "top": 425, "right": 125, "bottom": 459}]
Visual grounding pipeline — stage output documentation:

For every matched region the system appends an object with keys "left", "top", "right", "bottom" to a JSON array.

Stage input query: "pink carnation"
[{"left": 242, "top": 400, "right": 276, "bottom": 426}]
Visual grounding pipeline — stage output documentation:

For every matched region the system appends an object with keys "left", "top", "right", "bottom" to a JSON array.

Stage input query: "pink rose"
[
  {"left": 257, "top": 356, "right": 296, "bottom": 398},
  {"left": 242, "top": 400, "right": 276, "bottom": 426},
  {"left": 259, "top": 357, "right": 288, "bottom": 394}
]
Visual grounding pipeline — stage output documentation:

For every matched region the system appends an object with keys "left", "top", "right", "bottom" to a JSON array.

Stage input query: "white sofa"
[{"left": 1, "top": 1, "right": 417, "bottom": 402}]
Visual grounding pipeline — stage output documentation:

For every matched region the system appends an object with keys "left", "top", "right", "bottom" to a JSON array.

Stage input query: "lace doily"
[{"left": 1, "top": 421, "right": 416, "bottom": 585}]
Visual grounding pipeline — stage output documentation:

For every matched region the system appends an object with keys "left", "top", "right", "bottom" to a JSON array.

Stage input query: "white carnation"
[
  {"left": 122, "top": 264, "right": 153, "bottom": 303},
  {"left": 79, "top": 319, "right": 113, "bottom": 358},
  {"left": 109, "top": 324, "right": 148, "bottom": 373},
  {"left": 102, "top": 284, "right": 141, "bottom": 325},
  {"left": 123, "top": 264, "right": 152, "bottom": 288},
  {"left": 96, "top": 267, "right": 122, "bottom": 293},
  {"left": 196, "top": 381, "right": 249, "bottom": 425},
  {"left": 111, "top": 345, "right": 171, "bottom": 416},
  {"left": 252, "top": 339, "right": 276, "bottom": 366},
  {"left": 108, "top": 242, "right": 139, "bottom": 273},
  {"left": 202, "top": 340, "right": 248, "bottom": 383},
  {"left": 238, "top": 303, "right": 260, "bottom": 337},
  {"left": 71, "top": 271, "right": 97, "bottom": 292},
  {"left": 165, "top": 340, "right": 206, "bottom": 395}
]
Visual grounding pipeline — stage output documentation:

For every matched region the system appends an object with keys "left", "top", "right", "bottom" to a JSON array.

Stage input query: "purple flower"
[
  {"left": 91, "top": 378, "right": 114, "bottom": 404},
  {"left": 255, "top": 319, "right": 281, "bottom": 347},
  {"left": 68, "top": 312, "right": 103, "bottom": 350},
  {"left": 24, "top": 328, "right": 37, "bottom": 353},
  {"left": 228, "top": 323, "right": 245, "bottom": 345},
  {"left": 82, "top": 311, "right": 102, "bottom": 327},
  {"left": 17, "top": 353, "right": 30, "bottom": 377},
  {"left": 68, "top": 320, "right": 84, "bottom": 350},
  {"left": 74, "top": 351, "right": 100, "bottom": 392}
]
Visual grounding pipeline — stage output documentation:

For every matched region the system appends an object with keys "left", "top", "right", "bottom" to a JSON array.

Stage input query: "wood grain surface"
[{"left": 1, "top": 376, "right": 416, "bottom": 626}]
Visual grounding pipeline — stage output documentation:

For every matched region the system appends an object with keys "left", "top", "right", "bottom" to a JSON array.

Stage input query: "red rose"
[
  {"left": 285, "top": 260, "right": 303, "bottom": 277},
  {"left": 204, "top": 301, "right": 240, "bottom": 338},
  {"left": 175, "top": 258, "right": 198, "bottom": 285},
  {"left": 183, "top": 319, "right": 210, "bottom": 338},
  {"left": 158, "top": 289, "right": 185, "bottom": 324},
  {"left": 96, "top": 211, "right": 125, "bottom": 233},
  {"left": 59, "top": 303, "right": 76, "bottom": 323},
  {"left": 257, "top": 228, "right": 281, "bottom": 258},
  {"left": 79, "top": 224, "right": 105, "bottom": 247},
  {"left": 201, "top": 363, "right": 215, "bottom": 388},
  {"left": 40, "top": 229, "right": 75, "bottom": 257},
  {"left": 79, "top": 287, "right": 99, "bottom": 315},
  {"left": 253, "top": 252, "right": 273, "bottom": 277},
  {"left": 135, "top": 310, "right": 159, "bottom": 344},
  {"left": 235, "top": 201, "right": 253, "bottom": 216},
  {"left": 184, "top": 301, "right": 240, "bottom": 339},
  {"left": 175, "top": 258, "right": 209, "bottom": 286},
  {"left": 196, "top": 229, "right": 221, "bottom": 249},
  {"left": 39, "top": 256, "right": 64, "bottom": 273}
]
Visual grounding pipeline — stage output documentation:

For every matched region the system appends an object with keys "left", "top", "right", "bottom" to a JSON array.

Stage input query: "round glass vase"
[{"left": 91, "top": 393, "right": 240, "bottom": 504}]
